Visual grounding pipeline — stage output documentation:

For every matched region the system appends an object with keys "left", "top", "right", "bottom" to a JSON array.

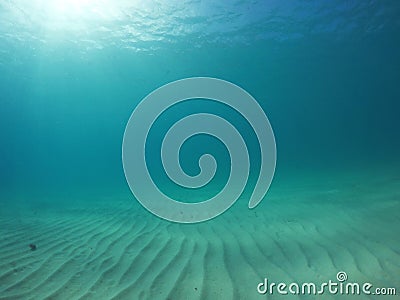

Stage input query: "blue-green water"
[
  {"left": 0, "top": 1, "right": 399, "bottom": 299},
  {"left": 1, "top": 0, "right": 399, "bottom": 201}
]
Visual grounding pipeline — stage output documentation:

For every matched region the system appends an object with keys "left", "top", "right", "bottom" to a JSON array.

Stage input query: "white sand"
[{"left": 0, "top": 169, "right": 399, "bottom": 299}]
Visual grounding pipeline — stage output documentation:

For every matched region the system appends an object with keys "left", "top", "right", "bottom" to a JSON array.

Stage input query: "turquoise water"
[
  {"left": 1, "top": 0, "right": 399, "bottom": 202},
  {"left": 0, "top": 1, "right": 399, "bottom": 299}
]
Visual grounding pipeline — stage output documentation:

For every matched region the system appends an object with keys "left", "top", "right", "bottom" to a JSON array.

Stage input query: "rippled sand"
[{"left": 0, "top": 169, "right": 399, "bottom": 299}]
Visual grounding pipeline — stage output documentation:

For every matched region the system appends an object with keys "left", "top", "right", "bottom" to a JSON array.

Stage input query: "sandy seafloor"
[{"left": 1, "top": 164, "right": 399, "bottom": 300}]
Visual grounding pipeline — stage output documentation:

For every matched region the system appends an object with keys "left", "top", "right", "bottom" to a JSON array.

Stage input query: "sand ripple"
[{"left": 0, "top": 181, "right": 399, "bottom": 300}]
